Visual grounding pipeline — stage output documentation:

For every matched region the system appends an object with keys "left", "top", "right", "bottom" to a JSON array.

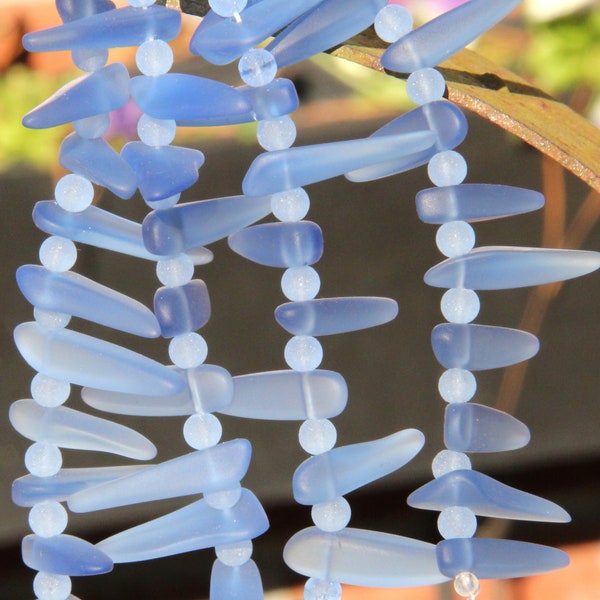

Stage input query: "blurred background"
[{"left": 0, "top": 1, "right": 599, "bottom": 598}]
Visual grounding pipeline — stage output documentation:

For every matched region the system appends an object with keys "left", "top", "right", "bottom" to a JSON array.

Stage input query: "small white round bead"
[
  {"left": 284, "top": 336, "right": 323, "bottom": 371},
  {"left": 31, "top": 374, "right": 71, "bottom": 408},
  {"left": 25, "top": 443, "right": 62, "bottom": 478},
  {"left": 304, "top": 578, "right": 342, "bottom": 600},
  {"left": 257, "top": 116, "right": 296, "bottom": 151},
  {"left": 33, "top": 572, "right": 72, "bottom": 600},
  {"left": 436, "top": 220, "right": 475, "bottom": 257},
  {"left": 441, "top": 288, "right": 480, "bottom": 323},
  {"left": 431, "top": 449, "right": 471, "bottom": 478},
  {"left": 204, "top": 484, "right": 242, "bottom": 510},
  {"left": 33, "top": 308, "right": 71, "bottom": 331},
  {"left": 183, "top": 413, "right": 222, "bottom": 449},
  {"left": 169, "top": 332, "right": 208, "bottom": 369},
  {"left": 55, "top": 174, "right": 94, "bottom": 213},
  {"left": 454, "top": 572, "right": 481, "bottom": 598},
  {"left": 72, "top": 113, "right": 110, "bottom": 139},
  {"left": 127, "top": 0, "right": 154, "bottom": 7},
  {"left": 438, "top": 368, "right": 476, "bottom": 403},
  {"left": 136, "top": 39, "right": 174, "bottom": 75},
  {"left": 428, "top": 150, "right": 468, "bottom": 187},
  {"left": 72, "top": 48, "right": 108, "bottom": 72},
  {"left": 238, "top": 48, "right": 277, "bottom": 87},
  {"left": 209, "top": 0, "right": 247, "bottom": 17},
  {"left": 29, "top": 501, "right": 68, "bottom": 537},
  {"left": 281, "top": 266, "right": 320, "bottom": 301},
  {"left": 215, "top": 540, "right": 253, "bottom": 567},
  {"left": 406, "top": 68, "right": 446, "bottom": 105},
  {"left": 137, "top": 114, "right": 177, "bottom": 147},
  {"left": 299, "top": 418, "right": 337, "bottom": 455},
  {"left": 39, "top": 237, "right": 77, "bottom": 272},
  {"left": 271, "top": 188, "right": 310, "bottom": 222},
  {"left": 156, "top": 253, "right": 194, "bottom": 287},
  {"left": 374, "top": 4, "right": 413, "bottom": 42},
  {"left": 438, "top": 506, "right": 477, "bottom": 539},
  {"left": 311, "top": 497, "right": 351, "bottom": 532}
]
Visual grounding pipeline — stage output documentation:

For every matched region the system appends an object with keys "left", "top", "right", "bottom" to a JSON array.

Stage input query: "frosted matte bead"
[
  {"left": 142, "top": 194, "right": 272, "bottom": 255},
  {"left": 34, "top": 308, "right": 71, "bottom": 331},
  {"left": 205, "top": 485, "right": 243, "bottom": 510},
  {"left": 22, "top": 534, "right": 113, "bottom": 576},
  {"left": 136, "top": 39, "right": 173, "bottom": 75},
  {"left": 216, "top": 540, "right": 253, "bottom": 567},
  {"left": 210, "top": 559, "right": 263, "bottom": 600},
  {"left": 39, "top": 237, "right": 77, "bottom": 272},
  {"left": 82, "top": 364, "right": 233, "bottom": 416},
  {"left": 425, "top": 246, "right": 600, "bottom": 289},
  {"left": 121, "top": 142, "right": 205, "bottom": 203},
  {"left": 237, "top": 78, "right": 299, "bottom": 122},
  {"left": 415, "top": 184, "right": 545, "bottom": 223},
  {"left": 137, "top": 115, "right": 176, "bottom": 147},
  {"left": 68, "top": 440, "right": 250, "bottom": 512},
  {"left": 431, "top": 450, "right": 471, "bottom": 478},
  {"left": 31, "top": 375, "right": 70, "bottom": 408},
  {"left": 127, "top": 0, "right": 154, "bottom": 7},
  {"left": 238, "top": 48, "right": 277, "bottom": 87},
  {"left": 345, "top": 102, "right": 466, "bottom": 182},
  {"left": 272, "top": 188, "right": 310, "bottom": 222},
  {"left": 243, "top": 131, "right": 435, "bottom": 195},
  {"left": 445, "top": 403, "right": 530, "bottom": 453},
  {"left": 183, "top": 413, "right": 222, "bottom": 449},
  {"left": 33, "top": 572, "right": 71, "bottom": 600},
  {"left": 299, "top": 419, "right": 337, "bottom": 455},
  {"left": 97, "top": 489, "right": 269, "bottom": 562},
  {"left": 210, "top": 0, "right": 247, "bottom": 17},
  {"left": 14, "top": 322, "right": 185, "bottom": 396},
  {"left": 305, "top": 579, "right": 342, "bottom": 600},
  {"left": 438, "top": 507, "right": 477, "bottom": 539},
  {"left": 284, "top": 527, "right": 449, "bottom": 586},
  {"left": 23, "top": 64, "right": 129, "bottom": 129},
  {"left": 275, "top": 297, "right": 398, "bottom": 336},
  {"left": 406, "top": 68, "right": 446, "bottom": 105},
  {"left": 440, "top": 288, "right": 480, "bottom": 323},
  {"left": 312, "top": 497, "right": 351, "bottom": 532},
  {"left": 17, "top": 265, "right": 161, "bottom": 338},
  {"left": 72, "top": 48, "right": 109, "bottom": 72},
  {"left": 436, "top": 537, "right": 569, "bottom": 579},
  {"left": 294, "top": 429, "right": 425, "bottom": 505},
  {"left": 56, "top": 0, "right": 116, "bottom": 23},
  {"left": 408, "top": 469, "right": 571, "bottom": 522},
  {"left": 29, "top": 501, "right": 68, "bottom": 537},
  {"left": 281, "top": 267, "right": 320, "bottom": 301},
  {"left": 267, "top": 0, "right": 387, "bottom": 68},
  {"left": 72, "top": 113, "right": 109, "bottom": 138},
  {"left": 154, "top": 280, "right": 211, "bottom": 337},
  {"left": 438, "top": 369, "right": 476, "bottom": 403},
  {"left": 381, "top": 0, "right": 522, "bottom": 72},
  {"left": 228, "top": 221, "right": 323, "bottom": 268},
  {"left": 455, "top": 572, "right": 480, "bottom": 598},
  {"left": 25, "top": 443, "right": 62, "bottom": 477},
  {"left": 374, "top": 5, "right": 413, "bottom": 42},
  {"left": 285, "top": 336, "right": 323, "bottom": 371},
  {"left": 156, "top": 254, "right": 195, "bottom": 287},
  {"left": 224, "top": 370, "right": 347, "bottom": 420},
  {"left": 149, "top": 193, "right": 180, "bottom": 210},
  {"left": 23, "top": 6, "right": 181, "bottom": 52},
  {"left": 10, "top": 399, "right": 157, "bottom": 460},
  {"left": 431, "top": 323, "right": 539, "bottom": 370},
  {"left": 428, "top": 151, "right": 468, "bottom": 187},
  {"left": 55, "top": 174, "right": 94, "bottom": 213},
  {"left": 257, "top": 116, "right": 296, "bottom": 151},
  {"left": 169, "top": 333, "right": 208, "bottom": 369},
  {"left": 436, "top": 221, "right": 475, "bottom": 257}
]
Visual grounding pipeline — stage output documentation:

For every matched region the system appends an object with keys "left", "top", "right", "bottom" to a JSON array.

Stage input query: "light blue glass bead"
[
  {"left": 374, "top": 5, "right": 413, "bottom": 44},
  {"left": 121, "top": 143, "right": 205, "bottom": 203},
  {"left": 406, "top": 68, "right": 446, "bottom": 105},
  {"left": 436, "top": 538, "right": 569, "bottom": 579},
  {"left": 154, "top": 280, "right": 211, "bottom": 338},
  {"left": 444, "top": 402, "right": 531, "bottom": 452},
  {"left": 345, "top": 102, "right": 467, "bottom": 182},
  {"left": 416, "top": 184, "right": 545, "bottom": 223},
  {"left": 431, "top": 323, "right": 539, "bottom": 370},
  {"left": 72, "top": 48, "right": 109, "bottom": 72},
  {"left": 189, "top": 0, "right": 323, "bottom": 65},
  {"left": 68, "top": 439, "right": 251, "bottom": 512},
  {"left": 428, "top": 150, "right": 468, "bottom": 187},
  {"left": 257, "top": 116, "right": 297, "bottom": 151},
  {"left": 293, "top": 429, "right": 424, "bottom": 505},
  {"left": 23, "top": 64, "right": 129, "bottom": 129},
  {"left": 56, "top": 0, "right": 115, "bottom": 22},
  {"left": 210, "top": 559, "right": 263, "bottom": 600},
  {"left": 23, "top": 5, "right": 181, "bottom": 52},
  {"left": 284, "top": 527, "right": 449, "bottom": 587},
  {"left": 136, "top": 39, "right": 174, "bottom": 75},
  {"left": 72, "top": 113, "right": 110, "bottom": 139},
  {"left": 12, "top": 465, "right": 148, "bottom": 507},
  {"left": 243, "top": 131, "right": 435, "bottom": 195},
  {"left": 223, "top": 370, "right": 347, "bottom": 420},
  {"left": 425, "top": 246, "right": 600, "bottom": 289},
  {"left": 381, "top": 0, "right": 522, "bottom": 72},
  {"left": 17, "top": 265, "right": 160, "bottom": 338},
  {"left": 238, "top": 79, "right": 299, "bottom": 122},
  {"left": 82, "top": 364, "right": 233, "bottom": 416},
  {"left": 238, "top": 48, "right": 277, "bottom": 87},
  {"left": 96, "top": 489, "right": 269, "bottom": 562},
  {"left": 59, "top": 133, "right": 137, "bottom": 200},
  {"left": 305, "top": 578, "right": 342, "bottom": 600},
  {"left": 228, "top": 222, "right": 323, "bottom": 268},
  {"left": 275, "top": 297, "right": 398, "bottom": 336},
  {"left": 14, "top": 322, "right": 184, "bottom": 396},
  {"left": 9, "top": 400, "right": 157, "bottom": 460},
  {"left": 142, "top": 195, "right": 272, "bottom": 255},
  {"left": 33, "top": 572, "right": 71, "bottom": 600},
  {"left": 408, "top": 469, "right": 570, "bottom": 522},
  {"left": 267, "top": 0, "right": 386, "bottom": 68},
  {"left": 209, "top": 0, "right": 248, "bottom": 18},
  {"left": 22, "top": 534, "right": 113, "bottom": 576}
]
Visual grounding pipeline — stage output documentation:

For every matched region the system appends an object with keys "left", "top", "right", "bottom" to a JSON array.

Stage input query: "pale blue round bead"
[
  {"left": 72, "top": 113, "right": 110, "bottom": 139},
  {"left": 374, "top": 5, "right": 413, "bottom": 43},
  {"left": 168, "top": 332, "right": 208, "bottom": 369},
  {"left": 25, "top": 443, "right": 63, "bottom": 478},
  {"left": 257, "top": 116, "right": 296, "bottom": 151},
  {"left": 441, "top": 288, "right": 480, "bottom": 323},
  {"left": 137, "top": 114, "right": 177, "bottom": 147},
  {"left": 216, "top": 540, "right": 253, "bottom": 567},
  {"left": 299, "top": 418, "right": 337, "bottom": 454},
  {"left": 209, "top": 0, "right": 247, "bottom": 17},
  {"left": 31, "top": 374, "right": 70, "bottom": 408},
  {"left": 28, "top": 501, "right": 68, "bottom": 538},
  {"left": 428, "top": 150, "right": 468, "bottom": 187},
  {"left": 431, "top": 449, "right": 471, "bottom": 478},
  {"left": 436, "top": 221, "right": 475, "bottom": 258},
  {"left": 127, "top": 0, "right": 154, "bottom": 6},
  {"left": 281, "top": 266, "right": 320, "bottom": 301},
  {"left": 136, "top": 39, "right": 174, "bottom": 76},
  {"left": 406, "top": 68, "right": 446, "bottom": 105},
  {"left": 311, "top": 497, "right": 351, "bottom": 532},
  {"left": 72, "top": 48, "right": 108, "bottom": 72},
  {"left": 183, "top": 413, "right": 222, "bottom": 450},
  {"left": 438, "top": 506, "right": 477, "bottom": 539},
  {"left": 284, "top": 336, "right": 323, "bottom": 372},
  {"left": 438, "top": 368, "right": 476, "bottom": 403},
  {"left": 33, "top": 572, "right": 72, "bottom": 600},
  {"left": 39, "top": 236, "right": 77, "bottom": 273},
  {"left": 239, "top": 48, "right": 277, "bottom": 87},
  {"left": 55, "top": 174, "right": 94, "bottom": 213},
  {"left": 271, "top": 188, "right": 310, "bottom": 222},
  {"left": 304, "top": 578, "right": 342, "bottom": 600},
  {"left": 34, "top": 308, "right": 71, "bottom": 331}
]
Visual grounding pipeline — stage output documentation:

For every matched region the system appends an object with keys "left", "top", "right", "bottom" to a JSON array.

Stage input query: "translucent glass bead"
[
  {"left": 431, "top": 450, "right": 471, "bottom": 478},
  {"left": 29, "top": 501, "right": 68, "bottom": 537},
  {"left": 272, "top": 188, "right": 310, "bottom": 222},
  {"left": 72, "top": 113, "right": 110, "bottom": 139},
  {"left": 127, "top": 0, "right": 154, "bottom": 7},
  {"left": 438, "top": 507, "right": 477, "bottom": 539},
  {"left": 209, "top": 0, "right": 247, "bottom": 17},
  {"left": 438, "top": 369, "right": 476, "bottom": 404},
  {"left": 137, "top": 114, "right": 176, "bottom": 147},
  {"left": 238, "top": 48, "right": 277, "bottom": 87},
  {"left": 436, "top": 221, "right": 475, "bottom": 258},
  {"left": 205, "top": 484, "right": 242, "bottom": 510},
  {"left": 441, "top": 288, "right": 480, "bottom": 324},
  {"left": 455, "top": 572, "right": 480, "bottom": 598},
  {"left": 406, "top": 68, "right": 446, "bottom": 105},
  {"left": 299, "top": 418, "right": 337, "bottom": 454},
  {"left": 285, "top": 336, "right": 323, "bottom": 372},
  {"left": 183, "top": 413, "right": 222, "bottom": 450},
  {"left": 429, "top": 151, "right": 467, "bottom": 187},
  {"left": 374, "top": 5, "right": 413, "bottom": 43},
  {"left": 281, "top": 266, "right": 320, "bottom": 301},
  {"left": 148, "top": 193, "right": 180, "bottom": 211},
  {"left": 31, "top": 374, "right": 71, "bottom": 408},
  {"left": 304, "top": 578, "right": 342, "bottom": 600},
  {"left": 39, "top": 237, "right": 77, "bottom": 273},
  {"left": 136, "top": 39, "right": 174, "bottom": 75},
  {"left": 156, "top": 254, "right": 194, "bottom": 287},
  {"left": 72, "top": 48, "right": 108, "bottom": 72},
  {"left": 55, "top": 174, "right": 94, "bottom": 213},
  {"left": 34, "top": 308, "right": 71, "bottom": 332},
  {"left": 169, "top": 333, "right": 208, "bottom": 369},
  {"left": 216, "top": 540, "right": 253, "bottom": 567},
  {"left": 312, "top": 497, "right": 351, "bottom": 532},
  {"left": 25, "top": 443, "right": 63, "bottom": 478},
  {"left": 33, "top": 572, "right": 71, "bottom": 600},
  {"left": 257, "top": 116, "right": 296, "bottom": 151}
]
